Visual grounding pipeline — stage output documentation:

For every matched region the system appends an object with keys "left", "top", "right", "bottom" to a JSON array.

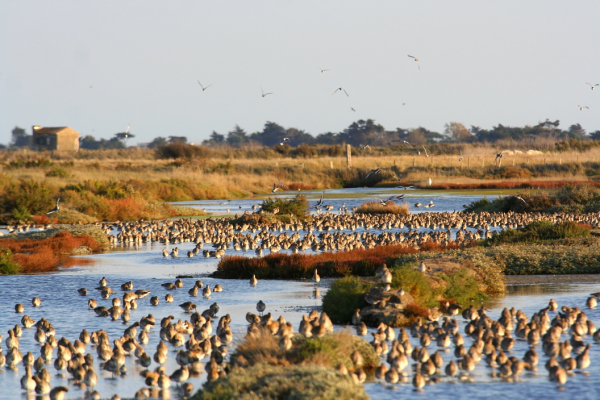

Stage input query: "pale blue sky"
[{"left": 1, "top": 1, "right": 599, "bottom": 145}]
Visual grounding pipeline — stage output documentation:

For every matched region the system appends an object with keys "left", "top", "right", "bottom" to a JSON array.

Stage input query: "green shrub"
[
  {"left": 391, "top": 263, "right": 436, "bottom": 307},
  {"left": 260, "top": 194, "right": 309, "bottom": 220},
  {"left": 322, "top": 276, "right": 371, "bottom": 324},
  {"left": 45, "top": 167, "right": 71, "bottom": 178},
  {"left": 0, "top": 179, "right": 57, "bottom": 215},
  {"left": 11, "top": 206, "right": 32, "bottom": 222},
  {"left": 439, "top": 268, "right": 488, "bottom": 305},
  {"left": 487, "top": 220, "right": 590, "bottom": 245},
  {"left": 0, "top": 249, "right": 21, "bottom": 275},
  {"left": 463, "top": 197, "right": 507, "bottom": 213}
]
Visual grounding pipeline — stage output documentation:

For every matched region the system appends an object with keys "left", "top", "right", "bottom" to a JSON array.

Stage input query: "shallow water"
[
  {"left": 171, "top": 187, "right": 494, "bottom": 215},
  {"left": 2, "top": 246, "right": 600, "bottom": 400}
]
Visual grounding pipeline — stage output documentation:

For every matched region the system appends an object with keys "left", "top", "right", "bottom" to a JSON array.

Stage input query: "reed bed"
[{"left": 213, "top": 241, "right": 472, "bottom": 280}]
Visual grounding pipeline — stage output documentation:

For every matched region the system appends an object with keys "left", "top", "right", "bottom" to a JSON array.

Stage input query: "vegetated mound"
[
  {"left": 0, "top": 226, "right": 107, "bottom": 274},
  {"left": 485, "top": 220, "right": 591, "bottom": 245},
  {"left": 355, "top": 201, "right": 409, "bottom": 215},
  {"left": 464, "top": 184, "right": 600, "bottom": 214},
  {"left": 231, "top": 330, "right": 378, "bottom": 372},
  {"left": 213, "top": 241, "right": 471, "bottom": 280},
  {"left": 193, "top": 363, "right": 368, "bottom": 400},
  {"left": 322, "top": 261, "right": 489, "bottom": 326}
]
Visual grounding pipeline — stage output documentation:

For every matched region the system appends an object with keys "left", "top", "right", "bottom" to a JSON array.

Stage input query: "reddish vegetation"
[
  {"left": 0, "top": 231, "right": 102, "bottom": 273},
  {"left": 215, "top": 241, "right": 475, "bottom": 279},
  {"left": 427, "top": 181, "right": 600, "bottom": 190},
  {"left": 403, "top": 303, "right": 430, "bottom": 323}
]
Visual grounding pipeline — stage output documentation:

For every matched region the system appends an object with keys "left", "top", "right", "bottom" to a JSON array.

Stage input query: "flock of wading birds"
[{"left": 2, "top": 271, "right": 600, "bottom": 399}]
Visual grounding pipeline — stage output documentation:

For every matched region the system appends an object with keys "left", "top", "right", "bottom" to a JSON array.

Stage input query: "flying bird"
[
  {"left": 578, "top": 105, "right": 589, "bottom": 111},
  {"left": 332, "top": 87, "right": 349, "bottom": 97},
  {"left": 351, "top": 107, "right": 356, "bottom": 112},
  {"left": 360, "top": 144, "right": 371, "bottom": 151},
  {"left": 261, "top": 87, "right": 272, "bottom": 97},
  {"left": 422, "top": 146, "right": 429, "bottom": 157},
  {"left": 279, "top": 137, "right": 290, "bottom": 145},
  {"left": 586, "top": 82, "right": 599, "bottom": 90},
  {"left": 378, "top": 195, "right": 405, "bottom": 205},
  {"left": 495, "top": 152, "right": 504, "bottom": 164},
  {"left": 197, "top": 81, "right": 212, "bottom": 91},
  {"left": 408, "top": 55, "right": 420, "bottom": 70},
  {"left": 458, "top": 150, "right": 463, "bottom": 162},
  {"left": 403, "top": 140, "right": 413, "bottom": 148},
  {"left": 271, "top": 183, "right": 281, "bottom": 193},
  {"left": 46, "top": 197, "right": 61, "bottom": 215},
  {"left": 365, "top": 168, "right": 381, "bottom": 179},
  {"left": 319, "top": 68, "right": 330, "bottom": 73}
]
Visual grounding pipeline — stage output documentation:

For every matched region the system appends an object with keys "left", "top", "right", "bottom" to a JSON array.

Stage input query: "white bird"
[
  {"left": 403, "top": 140, "right": 413, "bottom": 148},
  {"left": 578, "top": 105, "right": 589, "bottom": 111},
  {"left": 46, "top": 197, "right": 60, "bottom": 215},
  {"left": 458, "top": 150, "right": 463, "bottom": 161},
  {"left": 332, "top": 87, "right": 349, "bottom": 97},
  {"left": 197, "top": 81, "right": 212, "bottom": 91},
  {"left": 586, "top": 82, "right": 599, "bottom": 90},
  {"left": 428, "top": 178, "right": 432, "bottom": 186},
  {"left": 279, "top": 138, "right": 290, "bottom": 146},
  {"left": 261, "top": 87, "right": 272, "bottom": 97},
  {"left": 319, "top": 68, "right": 330, "bottom": 73},
  {"left": 408, "top": 55, "right": 420, "bottom": 70},
  {"left": 422, "top": 146, "right": 429, "bottom": 157}
]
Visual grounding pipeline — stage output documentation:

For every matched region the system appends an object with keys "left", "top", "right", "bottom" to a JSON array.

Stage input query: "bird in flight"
[
  {"left": 312, "top": 192, "right": 326, "bottom": 209},
  {"left": 360, "top": 144, "right": 371, "bottom": 151},
  {"left": 261, "top": 87, "right": 272, "bottom": 97},
  {"left": 197, "top": 81, "right": 212, "bottom": 91},
  {"left": 319, "top": 68, "right": 330, "bottom": 73},
  {"left": 332, "top": 87, "right": 349, "bottom": 97},
  {"left": 279, "top": 137, "right": 290, "bottom": 146},
  {"left": 271, "top": 183, "right": 280, "bottom": 193},
  {"left": 408, "top": 55, "right": 420, "bottom": 70},
  {"left": 365, "top": 168, "right": 381, "bottom": 179},
  {"left": 351, "top": 107, "right": 356, "bottom": 112},
  {"left": 403, "top": 140, "right": 413, "bottom": 148},
  {"left": 586, "top": 82, "right": 599, "bottom": 90},
  {"left": 495, "top": 151, "right": 505, "bottom": 165},
  {"left": 378, "top": 194, "right": 405, "bottom": 205},
  {"left": 422, "top": 146, "right": 429, "bottom": 157},
  {"left": 458, "top": 150, "right": 463, "bottom": 162},
  {"left": 47, "top": 197, "right": 61, "bottom": 215},
  {"left": 578, "top": 105, "right": 589, "bottom": 111}
]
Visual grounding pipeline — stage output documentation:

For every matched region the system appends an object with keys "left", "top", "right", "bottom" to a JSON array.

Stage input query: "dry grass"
[{"left": 355, "top": 201, "right": 409, "bottom": 215}]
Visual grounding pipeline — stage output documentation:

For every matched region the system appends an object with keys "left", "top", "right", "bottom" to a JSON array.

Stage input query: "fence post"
[{"left": 346, "top": 144, "right": 352, "bottom": 168}]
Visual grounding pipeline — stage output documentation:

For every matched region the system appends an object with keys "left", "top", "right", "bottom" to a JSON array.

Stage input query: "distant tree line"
[{"left": 3, "top": 119, "right": 599, "bottom": 151}]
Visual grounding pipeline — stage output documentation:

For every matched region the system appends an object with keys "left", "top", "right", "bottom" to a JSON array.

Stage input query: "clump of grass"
[
  {"left": 391, "top": 263, "right": 436, "bottom": 307},
  {"left": 232, "top": 329, "right": 378, "bottom": 372},
  {"left": 0, "top": 178, "right": 57, "bottom": 216},
  {"left": 194, "top": 363, "right": 368, "bottom": 400},
  {"left": 439, "top": 268, "right": 488, "bottom": 305},
  {"left": 355, "top": 201, "right": 409, "bottom": 215},
  {"left": 0, "top": 249, "right": 21, "bottom": 275},
  {"left": 260, "top": 194, "right": 309, "bottom": 220},
  {"left": 170, "top": 206, "right": 208, "bottom": 217},
  {"left": 45, "top": 167, "right": 71, "bottom": 178},
  {"left": 322, "top": 276, "right": 371, "bottom": 324},
  {"left": 486, "top": 220, "right": 590, "bottom": 245}
]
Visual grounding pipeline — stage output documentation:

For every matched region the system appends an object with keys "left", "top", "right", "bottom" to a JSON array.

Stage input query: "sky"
[{"left": 1, "top": 1, "right": 599, "bottom": 145}]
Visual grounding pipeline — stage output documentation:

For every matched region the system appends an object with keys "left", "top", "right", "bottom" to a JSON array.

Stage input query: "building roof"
[{"left": 33, "top": 127, "right": 77, "bottom": 135}]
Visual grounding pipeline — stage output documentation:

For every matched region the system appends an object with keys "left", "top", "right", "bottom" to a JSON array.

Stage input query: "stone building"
[{"left": 31, "top": 126, "right": 80, "bottom": 151}]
